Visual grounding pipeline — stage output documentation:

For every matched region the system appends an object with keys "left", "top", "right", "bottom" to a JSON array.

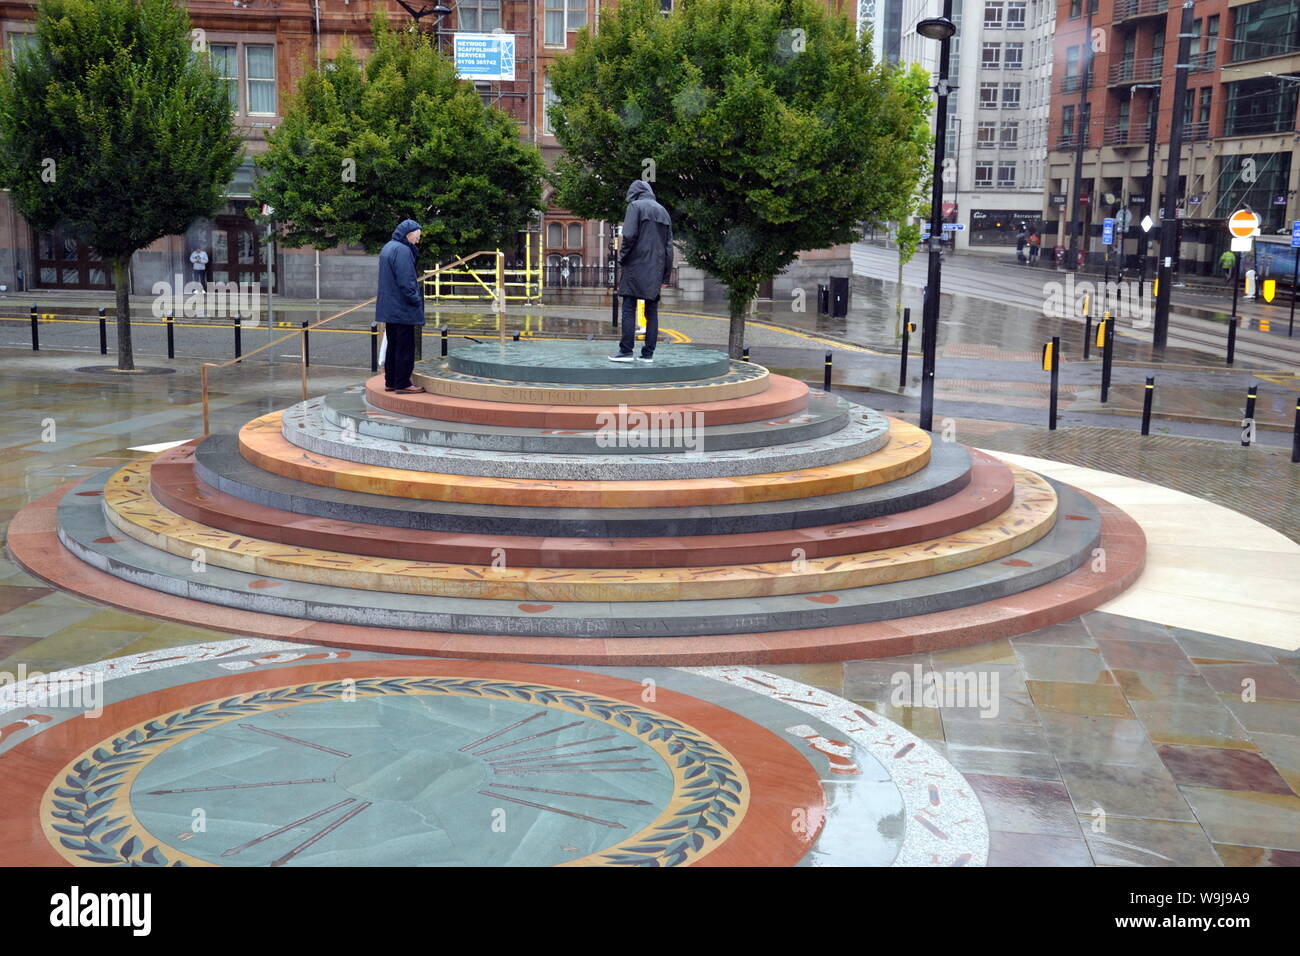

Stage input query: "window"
[
  {"left": 1000, "top": 120, "right": 1019, "bottom": 146},
  {"left": 1069, "top": 0, "right": 1080, "bottom": 18},
  {"left": 978, "top": 121, "right": 998, "bottom": 147},
  {"left": 1001, "top": 82, "right": 1021, "bottom": 108},
  {"left": 1065, "top": 45, "right": 1080, "bottom": 78},
  {"left": 458, "top": 0, "right": 502, "bottom": 32},
  {"left": 567, "top": 222, "right": 583, "bottom": 248},
  {"left": 210, "top": 44, "right": 239, "bottom": 112},
  {"left": 246, "top": 45, "right": 276, "bottom": 115},
  {"left": 1207, "top": 14, "right": 1220, "bottom": 53},
  {"left": 975, "top": 161, "right": 994, "bottom": 186},
  {"left": 1198, "top": 86, "right": 1212, "bottom": 124},
  {"left": 951, "top": 35, "right": 961, "bottom": 74},
  {"left": 568, "top": 0, "right": 588, "bottom": 31},
  {"left": 980, "top": 81, "right": 1000, "bottom": 107},
  {"left": 1224, "top": 74, "right": 1300, "bottom": 135},
  {"left": 5, "top": 31, "right": 36, "bottom": 61},
  {"left": 546, "top": 222, "right": 563, "bottom": 249},
  {"left": 543, "top": 73, "right": 557, "bottom": 135},
  {"left": 1062, "top": 104, "right": 1075, "bottom": 138},
  {"left": 1007, "top": 1, "right": 1026, "bottom": 28},
  {"left": 982, "top": 42, "right": 1002, "bottom": 69},
  {"left": 984, "top": 1, "right": 1003, "bottom": 27},
  {"left": 997, "top": 162, "right": 1016, "bottom": 187},
  {"left": 545, "top": 0, "right": 565, "bottom": 46},
  {"left": 1231, "top": 0, "right": 1300, "bottom": 62},
  {"left": 1005, "top": 42, "right": 1023, "bottom": 69}
]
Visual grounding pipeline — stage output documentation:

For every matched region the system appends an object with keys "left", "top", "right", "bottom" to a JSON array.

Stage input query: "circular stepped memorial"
[{"left": 10, "top": 340, "right": 1145, "bottom": 664}]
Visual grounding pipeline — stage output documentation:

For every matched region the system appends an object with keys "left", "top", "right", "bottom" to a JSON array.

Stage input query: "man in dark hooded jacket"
[
  {"left": 610, "top": 180, "right": 674, "bottom": 363},
  {"left": 376, "top": 218, "right": 426, "bottom": 393}
]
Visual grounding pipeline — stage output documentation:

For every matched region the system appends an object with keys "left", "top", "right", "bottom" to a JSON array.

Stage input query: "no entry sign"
[{"left": 1228, "top": 208, "right": 1261, "bottom": 239}]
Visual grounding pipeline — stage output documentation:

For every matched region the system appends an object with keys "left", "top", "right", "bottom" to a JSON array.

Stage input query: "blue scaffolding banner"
[{"left": 453, "top": 33, "right": 516, "bottom": 81}]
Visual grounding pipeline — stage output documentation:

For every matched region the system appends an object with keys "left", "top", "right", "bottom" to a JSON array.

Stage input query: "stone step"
[
  {"left": 60, "top": 467, "right": 1100, "bottom": 638},
  {"left": 281, "top": 398, "right": 888, "bottom": 480},
  {"left": 364, "top": 374, "right": 812, "bottom": 428},
  {"left": 153, "top": 444, "right": 1013, "bottom": 568},
  {"left": 323, "top": 386, "right": 849, "bottom": 455},
  {"left": 446, "top": 340, "right": 732, "bottom": 385},
  {"left": 194, "top": 435, "right": 973, "bottom": 537},
  {"left": 241, "top": 411, "right": 931, "bottom": 508},
  {"left": 109, "top": 456, "right": 1051, "bottom": 601},
  {"left": 412, "top": 358, "right": 768, "bottom": 405}
]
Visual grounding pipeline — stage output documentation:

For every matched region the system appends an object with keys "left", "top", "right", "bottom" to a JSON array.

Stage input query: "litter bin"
[{"left": 829, "top": 276, "right": 849, "bottom": 318}]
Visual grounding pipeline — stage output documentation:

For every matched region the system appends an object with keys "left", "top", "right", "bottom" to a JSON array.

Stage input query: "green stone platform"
[{"left": 447, "top": 340, "right": 732, "bottom": 385}]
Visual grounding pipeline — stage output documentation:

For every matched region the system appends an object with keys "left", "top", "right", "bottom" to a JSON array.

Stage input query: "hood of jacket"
[
  {"left": 391, "top": 219, "right": 422, "bottom": 243},
  {"left": 625, "top": 180, "right": 655, "bottom": 203}
]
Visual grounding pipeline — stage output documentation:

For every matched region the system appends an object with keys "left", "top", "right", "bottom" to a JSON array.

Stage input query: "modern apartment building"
[
  {"left": 1044, "top": 0, "right": 1300, "bottom": 275},
  {"left": 880, "top": 0, "right": 1056, "bottom": 251}
]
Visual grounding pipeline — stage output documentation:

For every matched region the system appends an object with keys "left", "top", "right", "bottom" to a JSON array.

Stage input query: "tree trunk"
[
  {"left": 896, "top": 253, "right": 904, "bottom": 336},
  {"left": 112, "top": 258, "right": 134, "bottom": 371},
  {"left": 726, "top": 284, "right": 753, "bottom": 359}
]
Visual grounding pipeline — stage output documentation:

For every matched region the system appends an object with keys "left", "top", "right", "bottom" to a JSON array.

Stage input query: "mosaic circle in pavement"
[{"left": 0, "top": 645, "right": 988, "bottom": 866}]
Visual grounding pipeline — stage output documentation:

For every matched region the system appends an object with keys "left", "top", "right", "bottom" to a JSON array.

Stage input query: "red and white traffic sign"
[{"left": 1227, "top": 208, "right": 1261, "bottom": 238}]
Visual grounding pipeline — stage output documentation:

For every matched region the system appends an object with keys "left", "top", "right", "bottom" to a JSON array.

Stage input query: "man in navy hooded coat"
[
  {"left": 376, "top": 218, "right": 425, "bottom": 393},
  {"left": 610, "top": 180, "right": 674, "bottom": 363}
]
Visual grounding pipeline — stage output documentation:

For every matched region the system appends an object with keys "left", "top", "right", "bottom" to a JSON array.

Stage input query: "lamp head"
[{"left": 916, "top": 17, "right": 956, "bottom": 41}]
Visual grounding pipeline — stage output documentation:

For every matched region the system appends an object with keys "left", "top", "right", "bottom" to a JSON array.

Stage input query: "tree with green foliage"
[
  {"left": 0, "top": 0, "right": 242, "bottom": 370},
  {"left": 549, "top": 0, "right": 932, "bottom": 356},
  {"left": 252, "top": 14, "right": 546, "bottom": 261},
  {"left": 878, "top": 65, "right": 934, "bottom": 335}
]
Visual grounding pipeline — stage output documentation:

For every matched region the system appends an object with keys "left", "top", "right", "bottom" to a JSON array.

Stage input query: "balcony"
[
  {"left": 1108, "top": 55, "right": 1163, "bottom": 87},
  {"left": 1183, "top": 120, "right": 1210, "bottom": 142},
  {"left": 1055, "top": 133, "right": 1081, "bottom": 150},
  {"left": 1189, "top": 50, "right": 1217, "bottom": 74},
  {"left": 1114, "top": 0, "right": 1166, "bottom": 25},
  {"left": 1060, "top": 73, "right": 1095, "bottom": 94},
  {"left": 1103, "top": 123, "right": 1146, "bottom": 146}
]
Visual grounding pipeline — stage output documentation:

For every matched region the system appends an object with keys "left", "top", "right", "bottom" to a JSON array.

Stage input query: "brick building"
[{"left": 1044, "top": 0, "right": 1300, "bottom": 274}]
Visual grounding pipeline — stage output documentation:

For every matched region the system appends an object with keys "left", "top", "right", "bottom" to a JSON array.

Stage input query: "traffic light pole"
[{"left": 1152, "top": 0, "right": 1196, "bottom": 352}]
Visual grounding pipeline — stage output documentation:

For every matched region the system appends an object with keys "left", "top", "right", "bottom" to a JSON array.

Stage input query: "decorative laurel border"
[{"left": 42, "top": 677, "right": 748, "bottom": 868}]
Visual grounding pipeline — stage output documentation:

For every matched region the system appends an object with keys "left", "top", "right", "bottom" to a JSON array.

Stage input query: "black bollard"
[
  {"left": 370, "top": 323, "right": 379, "bottom": 372},
  {"left": 513, "top": 331, "right": 520, "bottom": 342},
  {"left": 1045, "top": 337, "right": 1060, "bottom": 430},
  {"left": 742, "top": 345, "right": 749, "bottom": 363},
  {"left": 1083, "top": 310, "right": 1093, "bottom": 361},
  {"left": 166, "top": 313, "right": 175, "bottom": 359},
  {"left": 440, "top": 325, "right": 449, "bottom": 357},
  {"left": 823, "top": 351, "right": 832, "bottom": 392},
  {"left": 98, "top": 307, "right": 107, "bottom": 356},
  {"left": 301, "top": 319, "right": 310, "bottom": 367},
  {"left": 1100, "top": 315, "right": 1115, "bottom": 403},
  {"left": 1243, "top": 383, "right": 1257, "bottom": 447},
  {"left": 1292, "top": 398, "right": 1300, "bottom": 463},
  {"left": 29, "top": 304, "right": 38, "bottom": 351},
  {"left": 899, "top": 308, "right": 911, "bottom": 390},
  {"left": 234, "top": 317, "right": 242, "bottom": 359},
  {"left": 1141, "top": 376, "right": 1155, "bottom": 435},
  {"left": 1226, "top": 313, "right": 1238, "bottom": 367}
]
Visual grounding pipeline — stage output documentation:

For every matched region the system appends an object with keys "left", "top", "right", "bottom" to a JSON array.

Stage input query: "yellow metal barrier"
[{"left": 425, "top": 233, "right": 543, "bottom": 304}]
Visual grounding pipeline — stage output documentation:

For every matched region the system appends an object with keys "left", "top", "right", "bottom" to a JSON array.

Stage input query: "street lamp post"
[
  {"left": 394, "top": 1, "right": 453, "bottom": 50},
  {"left": 916, "top": 5, "right": 957, "bottom": 433},
  {"left": 1065, "top": 0, "right": 1095, "bottom": 272}
]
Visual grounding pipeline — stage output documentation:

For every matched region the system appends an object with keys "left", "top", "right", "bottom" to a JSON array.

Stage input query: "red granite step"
[
  {"left": 148, "top": 444, "right": 1017, "bottom": 569},
  {"left": 363, "top": 373, "right": 811, "bottom": 428},
  {"left": 10, "top": 480, "right": 1144, "bottom": 666}
]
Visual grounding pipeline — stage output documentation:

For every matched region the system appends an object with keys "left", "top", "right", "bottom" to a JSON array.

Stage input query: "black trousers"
[
  {"left": 384, "top": 323, "right": 418, "bottom": 389},
  {"left": 618, "top": 295, "right": 659, "bottom": 358}
]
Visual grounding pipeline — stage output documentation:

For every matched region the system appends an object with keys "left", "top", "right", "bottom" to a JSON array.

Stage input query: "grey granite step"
[
  {"left": 279, "top": 398, "right": 892, "bottom": 480},
  {"left": 197, "top": 435, "right": 973, "bottom": 537},
  {"left": 321, "top": 386, "right": 851, "bottom": 455},
  {"left": 61, "top": 468, "right": 1098, "bottom": 638}
]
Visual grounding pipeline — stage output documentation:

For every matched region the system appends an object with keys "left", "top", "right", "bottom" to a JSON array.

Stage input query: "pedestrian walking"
[
  {"left": 376, "top": 218, "right": 426, "bottom": 394},
  {"left": 1219, "top": 249, "right": 1236, "bottom": 286},
  {"left": 1015, "top": 228, "right": 1028, "bottom": 264},
  {"left": 609, "top": 180, "right": 674, "bottom": 363},
  {"left": 189, "top": 246, "right": 208, "bottom": 292},
  {"left": 1027, "top": 231, "right": 1041, "bottom": 266}
]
